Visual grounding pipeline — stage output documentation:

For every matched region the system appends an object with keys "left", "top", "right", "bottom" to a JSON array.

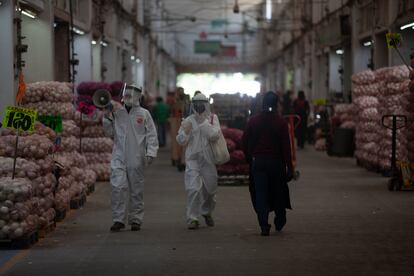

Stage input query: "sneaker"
[
  {"left": 110, "top": 222, "right": 125, "bottom": 232},
  {"left": 202, "top": 214, "right": 215, "bottom": 227},
  {"left": 274, "top": 215, "right": 286, "bottom": 232},
  {"left": 131, "top": 223, "right": 141, "bottom": 231},
  {"left": 187, "top": 220, "right": 199, "bottom": 230}
]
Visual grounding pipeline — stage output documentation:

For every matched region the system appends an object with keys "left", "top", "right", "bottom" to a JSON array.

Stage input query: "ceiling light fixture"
[
  {"left": 363, "top": 41, "right": 372, "bottom": 47},
  {"left": 400, "top": 22, "right": 414, "bottom": 30},
  {"left": 21, "top": 9, "right": 36, "bottom": 19},
  {"left": 336, "top": 49, "right": 344, "bottom": 55},
  {"left": 266, "top": 0, "right": 272, "bottom": 20},
  {"left": 233, "top": 0, "right": 239, "bottom": 14},
  {"left": 71, "top": 27, "right": 85, "bottom": 35}
]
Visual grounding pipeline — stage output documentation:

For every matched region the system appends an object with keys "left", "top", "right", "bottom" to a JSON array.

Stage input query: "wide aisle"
[{"left": 2, "top": 148, "right": 414, "bottom": 276}]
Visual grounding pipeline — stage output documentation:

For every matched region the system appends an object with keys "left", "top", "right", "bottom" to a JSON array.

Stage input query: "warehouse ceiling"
[{"left": 150, "top": 0, "right": 266, "bottom": 71}]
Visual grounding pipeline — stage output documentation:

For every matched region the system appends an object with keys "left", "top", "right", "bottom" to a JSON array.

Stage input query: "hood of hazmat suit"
[
  {"left": 190, "top": 93, "right": 211, "bottom": 123},
  {"left": 262, "top": 91, "right": 279, "bottom": 113},
  {"left": 122, "top": 84, "right": 142, "bottom": 107}
]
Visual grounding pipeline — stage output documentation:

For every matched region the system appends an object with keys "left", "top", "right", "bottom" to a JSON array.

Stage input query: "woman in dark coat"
[{"left": 242, "top": 91, "right": 293, "bottom": 236}]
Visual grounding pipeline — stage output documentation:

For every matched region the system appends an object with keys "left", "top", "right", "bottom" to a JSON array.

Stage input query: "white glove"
[
  {"left": 145, "top": 156, "right": 154, "bottom": 166},
  {"left": 182, "top": 120, "right": 192, "bottom": 135}
]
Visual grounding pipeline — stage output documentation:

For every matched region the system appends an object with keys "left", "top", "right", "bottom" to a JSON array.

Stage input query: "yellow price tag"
[
  {"left": 3, "top": 106, "right": 37, "bottom": 133},
  {"left": 386, "top": 33, "right": 402, "bottom": 49}
]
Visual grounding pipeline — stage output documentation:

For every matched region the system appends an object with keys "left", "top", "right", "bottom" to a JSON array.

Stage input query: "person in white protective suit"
[
  {"left": 103, "top": 84, "right": 159, "bottom": 232},
  {"left": 176, "top": 93, "right": 221, "bottom": 229}
]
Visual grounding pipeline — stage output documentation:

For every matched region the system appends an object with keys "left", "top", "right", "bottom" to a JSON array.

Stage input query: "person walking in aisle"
[
  {"left": 282, "top": 90, "right": 294, "bottom": 115},
  {"left": 293, "top": 91, "right": 310, "bottom": 149},
  {"left": 242, "top": 91, "right": 293, "bottom": 236},
  {"left": 153, "top": 96, "right": 170, "bottom": 147},
  {"left": 103, "top": 84, "right": 159, "bottom": 232},
  {"left": 170, "top": 87, "right": 186, "bottom": 171},
  {"left": 176, "top": 93, "right": 221, "bottom": 230}
]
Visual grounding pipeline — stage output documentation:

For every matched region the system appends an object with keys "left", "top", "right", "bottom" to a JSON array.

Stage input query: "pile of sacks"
[
  {"left": 352, "top": 65, "right": 412, "bottom": 171},
  {"left": 334, "top": 104, "right": 355, "bottom": 129},
  {"left": 0, "top": 123, "right": 56, "bottom": 234},
  {"left": 352, "top": 70, "right": 380, "bottom": 165},
  {"left": 217, "top": 128, "right": 249, "bottom": 175},
  {"left": 375, "top": 66, "right": 410, "bottom": 170}
]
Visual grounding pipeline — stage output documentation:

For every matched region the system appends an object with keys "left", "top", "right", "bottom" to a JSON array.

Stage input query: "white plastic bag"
[{"left": 210, "top": 130, "right": 230, "bottom": 165}]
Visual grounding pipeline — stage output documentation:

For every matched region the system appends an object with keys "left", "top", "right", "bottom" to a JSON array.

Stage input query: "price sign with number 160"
[{"left": 3, "top": 106, "right": 37, "bottom": 133}]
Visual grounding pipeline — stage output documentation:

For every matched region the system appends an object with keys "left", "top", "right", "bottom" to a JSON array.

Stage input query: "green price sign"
[
  {"left": 3, "top": 106, "right": 37, "bottom": 133},
  {"left": 38, "top": 115, "right": 63, "bottom": 133}
]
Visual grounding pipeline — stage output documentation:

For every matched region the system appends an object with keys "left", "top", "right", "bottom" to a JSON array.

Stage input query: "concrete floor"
[{"left": 1, "top": 147, "right": 414, "bottom": 275}]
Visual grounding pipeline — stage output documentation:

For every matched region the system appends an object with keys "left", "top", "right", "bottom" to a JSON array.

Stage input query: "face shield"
[{"left": 122, "top": 84, "right": 142, "bottom": 107}]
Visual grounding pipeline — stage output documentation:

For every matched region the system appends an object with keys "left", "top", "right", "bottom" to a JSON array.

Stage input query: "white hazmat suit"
[
  {"left": 176, "top": 93, "right": 221, "bottom": 225},
  {"left": 103, "top": 85, "right": 158, "bottom": 226}
]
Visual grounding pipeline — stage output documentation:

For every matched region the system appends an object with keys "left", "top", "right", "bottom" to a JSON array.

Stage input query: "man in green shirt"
[{"left": 153, "top": 96, "right": 170, "bottom": 147}]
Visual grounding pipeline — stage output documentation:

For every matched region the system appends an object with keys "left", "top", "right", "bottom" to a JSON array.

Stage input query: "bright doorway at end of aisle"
[{"left": 176, "top": 73, "right": 261, "bottom": 98}]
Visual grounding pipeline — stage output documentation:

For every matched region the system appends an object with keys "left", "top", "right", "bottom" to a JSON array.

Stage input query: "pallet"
[
  {"left": 218, "top": 175, "right": 250, "bottom": 186},
  {"left": 87, "top": 183, "right": 95, "bottom": 195},
  {"left": 38, "top": 221, "right": 56, "bottom": 239},
  {"left": 54, "top": 208, "right": 67, "bottom": 222},
  {"left": 70, "top": 192, "right": 87, "bottom": 210},
  {"left": 0, "top": 231, "right": 38, "bottom": 249}
]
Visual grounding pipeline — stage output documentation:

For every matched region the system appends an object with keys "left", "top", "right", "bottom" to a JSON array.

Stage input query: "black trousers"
[
  {"left": 295, "top": 118, "right": 308, "bottom": 149},
  {"left": 251, "top": 157, "right": 289, "bottom": 228}
]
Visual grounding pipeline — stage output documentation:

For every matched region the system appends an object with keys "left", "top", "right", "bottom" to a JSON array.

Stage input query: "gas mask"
[
  {"left": 122, "top": 84, "right": 142, "bottom": 107},
  {"left": 193, "top": 102, "right": 206, "bottom": 114}
]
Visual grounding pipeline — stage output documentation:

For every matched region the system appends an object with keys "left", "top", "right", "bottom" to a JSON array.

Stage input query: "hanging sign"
[
  {"left": 386, "top": 33, "right": 402, "bottom": 49},
  {"left": 38, "top": 115, "right": 63, "bottom": 133},
  {"left": 3, "top": 106, "right": 37, "bottom": 133},
  {"left": 194, "top": 40, "right": 221, "bottom": 54}
]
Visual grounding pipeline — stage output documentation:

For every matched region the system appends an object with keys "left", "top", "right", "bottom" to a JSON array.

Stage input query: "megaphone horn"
[{"left": 93, "top": 89, "right": 112, "bottom": 108}]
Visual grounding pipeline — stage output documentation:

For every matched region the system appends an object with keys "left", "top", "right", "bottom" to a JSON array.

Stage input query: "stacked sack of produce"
[
  {"left": 54, "top": 152, "right": 96, "bottom": 203},
  {"left": 0, "top": 177, "right": 35, "bottom": 240},
  {"left": 407, "top": 60, "right": 414, "bottom": 177},
  {"left": 217, "top": 128, "right": 249, "bottom": 175},
  {"left": 22, "top": 81, "right": 96, "bottom": 206},
  {"left": 22, "top": 82, "right": 74, "bottom": 120},
  {"left": 375, "top": 66, "right": 410, "bottom": 170},
  {"left": 0, "top": 123, "right": 56, "bottom": 232},
  {"left": 352, "top": 70, "right": 380, "bottom": 165},
  {"left": 334, "top": 104, "right": 355, "bottom": 129}
]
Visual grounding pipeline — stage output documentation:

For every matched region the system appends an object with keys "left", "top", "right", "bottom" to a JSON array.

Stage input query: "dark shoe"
[
  {"left": 274, "top": 215, "right": 286, "bottom": 232},
  {"left": 261, "top": 225, "right": 271, "bottom": 236},
  {"left": 110, "top": 222, "right": 125, "bottom": 232},
  {"left": 131, "top": 223, "right": 141, "bottom": 231},
  {"left": 187, "top": 220, "right": 199, "bottom": 230},
  {"left": 202, "top": 214, "right": 215, "bottom": 227},
  {"left": 177, "top": 164, "right": 186, "bottom": 172}
]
